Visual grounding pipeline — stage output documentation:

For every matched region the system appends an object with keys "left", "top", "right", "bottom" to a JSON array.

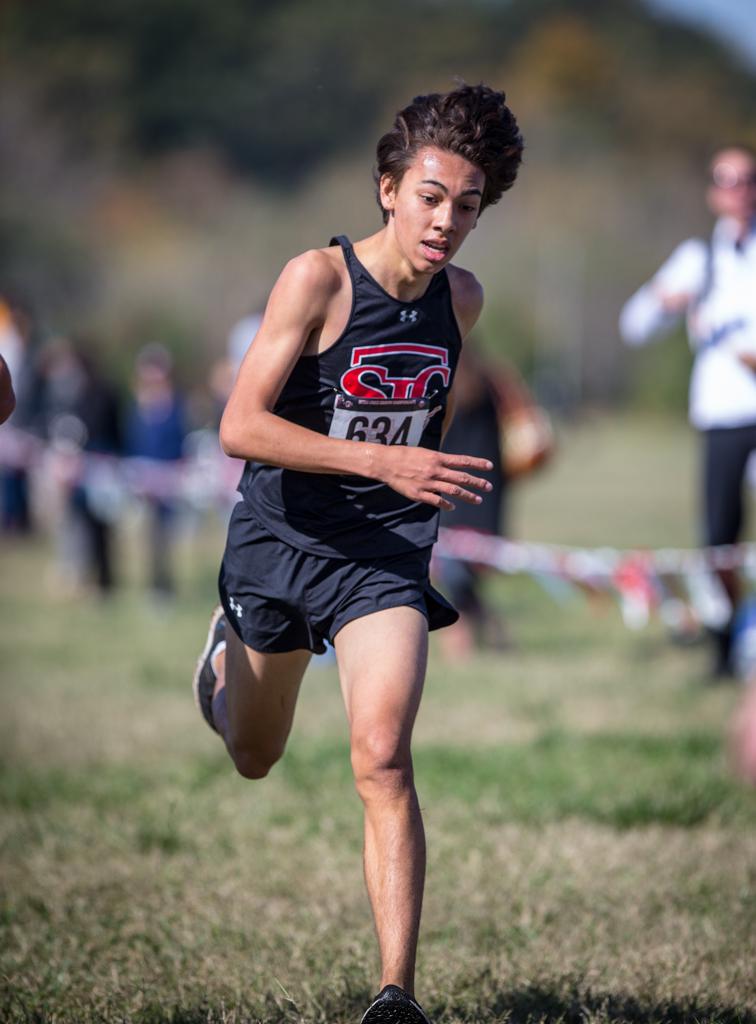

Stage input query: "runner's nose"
[{"left": 433, "top": 200, "right": 456, "bottom": 235}]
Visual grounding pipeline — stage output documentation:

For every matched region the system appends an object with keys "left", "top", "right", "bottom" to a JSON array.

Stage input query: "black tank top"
[{"left": 240, "top": 235, "right": 463, "bottom": 559}]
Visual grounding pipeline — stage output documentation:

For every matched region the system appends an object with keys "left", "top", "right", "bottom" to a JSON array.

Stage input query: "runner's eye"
[{"left": 420, "top": 194, "right": 438, "bottom": 205}]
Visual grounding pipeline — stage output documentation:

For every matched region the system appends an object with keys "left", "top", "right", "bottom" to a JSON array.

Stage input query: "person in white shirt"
[{"left": 620, "top": 145, "right": 756, "bottom": 676}]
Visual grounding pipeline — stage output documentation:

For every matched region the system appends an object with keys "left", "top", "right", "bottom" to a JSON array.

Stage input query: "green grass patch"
[
  {"left": 2, "top": 728, "right": 752, "bottom": 833},
  {"left": 2, "top": 415, "right": 756, "bottom": 1021}
]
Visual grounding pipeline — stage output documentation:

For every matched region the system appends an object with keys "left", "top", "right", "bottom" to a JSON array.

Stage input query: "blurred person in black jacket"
[{"left": 38, "top": 336, "right": 123, "bottom": 595}]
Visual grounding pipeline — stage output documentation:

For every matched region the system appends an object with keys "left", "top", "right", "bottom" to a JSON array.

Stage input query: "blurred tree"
[
  {"left": 1, "top": 0, "right": 755, "bottom": 405},
  {"left": 0, "top": 0, "right": 510, "bottom": 183},
  {"left": 4, "top": 0, "right": 753, "bottom": 184},
  {"left": 2, "top": 0, "right": 754, "bottom": 183}
]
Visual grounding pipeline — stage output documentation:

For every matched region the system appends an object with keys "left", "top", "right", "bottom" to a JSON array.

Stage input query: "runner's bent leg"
[
  {"left": 213, "top": 624, "right": 311, "bottom": 779},
  {"left": 334, "top": 606, "right": 428, "bottom": 996}
]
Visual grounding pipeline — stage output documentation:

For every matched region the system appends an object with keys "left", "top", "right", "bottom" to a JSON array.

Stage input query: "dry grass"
[{"left": 1, "top": 415, "right": 755, "bottom": 1023}]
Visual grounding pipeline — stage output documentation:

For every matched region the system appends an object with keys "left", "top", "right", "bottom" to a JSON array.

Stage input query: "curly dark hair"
[{"left": 375, "top": 83, "right": 524, "bottom": 223}]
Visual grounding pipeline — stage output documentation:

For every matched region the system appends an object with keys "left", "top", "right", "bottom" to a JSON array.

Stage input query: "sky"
[{"left": 648, "top": 0, "right": 756, "bottom": 67}]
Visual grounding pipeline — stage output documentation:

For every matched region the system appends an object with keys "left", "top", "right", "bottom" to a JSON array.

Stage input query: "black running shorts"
[{"left": 219, "top": 501, "right": 458, "bottom": 654}]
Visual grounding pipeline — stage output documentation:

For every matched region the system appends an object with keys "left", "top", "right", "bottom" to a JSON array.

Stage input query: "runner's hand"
[{"left": 370, "top": 445, "right": 493, "bottom": 510}]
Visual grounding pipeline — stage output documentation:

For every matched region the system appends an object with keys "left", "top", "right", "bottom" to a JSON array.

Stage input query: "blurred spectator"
[
  {"left": 124, "top": 344, "right": 188, "bottom": 598},
  {"left": 434, "top": 344, "right": 509, "bottom": 660},
  {"left": 0, "top": 353, "right": 15, "bottom": 424},
  {"left": 37, "top": 336, "right": 123, "bottom": 595},
  {"left": 620, "top": 145, "right": 756, "bottom": 678}
]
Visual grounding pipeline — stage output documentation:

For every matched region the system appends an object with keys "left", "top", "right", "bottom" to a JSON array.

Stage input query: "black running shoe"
[
  {"left": 360, "top": 985, "right": 432, "bottom": 1024},
  {"left": 192, "top": 606, "right": 226, "bottom": 733}
]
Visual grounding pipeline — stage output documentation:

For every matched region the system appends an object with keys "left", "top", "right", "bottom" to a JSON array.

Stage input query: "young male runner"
[{"left": 193, "top": 83, "right": 523, "bottom": 1023}]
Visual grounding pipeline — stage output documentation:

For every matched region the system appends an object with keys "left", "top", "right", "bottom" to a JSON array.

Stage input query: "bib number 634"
[{"left": 329, "top": 393, "right": 435, "bottom": 447}]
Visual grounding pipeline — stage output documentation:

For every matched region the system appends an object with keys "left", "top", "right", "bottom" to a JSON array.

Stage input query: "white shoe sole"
[{"left": 192, "top": 604, "right": 225, "bottom": 720}]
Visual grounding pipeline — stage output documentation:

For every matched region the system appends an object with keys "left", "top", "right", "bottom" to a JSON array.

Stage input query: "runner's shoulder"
[
  {"left": 447, "top": 264, "right": 483, "bottom": 307},
  {"left": 278, "top": 246, "right": 347, "bottom": 307},
  {"left": 447, "top": 264, "right": 484, "bottom": 336}
]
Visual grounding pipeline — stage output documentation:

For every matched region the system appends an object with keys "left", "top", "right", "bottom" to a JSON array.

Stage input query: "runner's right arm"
[{"left": 220, "top": 251, "right": 492, "bottom": 511}]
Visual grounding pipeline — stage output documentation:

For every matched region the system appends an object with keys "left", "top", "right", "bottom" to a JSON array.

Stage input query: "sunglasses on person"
[{"left": 711, "top": 163, "right": 756, "bottom": 189}]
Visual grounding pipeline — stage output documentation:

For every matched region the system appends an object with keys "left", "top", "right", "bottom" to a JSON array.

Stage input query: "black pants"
[
  {"left": 71, "top": 486, "right": 116, "bottom": 593},
  {"left": 703, "top": 423, "right": 756, "bottom": 546}
]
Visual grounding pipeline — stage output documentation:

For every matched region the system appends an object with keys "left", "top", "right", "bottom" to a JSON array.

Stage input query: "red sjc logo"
[{"left": 340, "top": 343, "right": 450, "bottom": 400}]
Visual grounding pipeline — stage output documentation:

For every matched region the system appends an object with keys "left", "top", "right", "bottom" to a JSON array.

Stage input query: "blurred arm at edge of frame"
[{"left": 0, "top": 354, "right": 16, "bottom": 425}]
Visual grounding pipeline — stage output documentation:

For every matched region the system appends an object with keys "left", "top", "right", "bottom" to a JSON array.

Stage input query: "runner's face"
[{"left": 380, "top": 147, "right": 485, "bottom": 273}]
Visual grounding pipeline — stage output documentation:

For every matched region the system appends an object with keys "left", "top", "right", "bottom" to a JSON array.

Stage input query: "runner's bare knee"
[
  {"left": 229, "top": 739, "right": 286, "bottom": 780},
  {"left": 351, "top": 728, "right": 414, "bottom": 801}
]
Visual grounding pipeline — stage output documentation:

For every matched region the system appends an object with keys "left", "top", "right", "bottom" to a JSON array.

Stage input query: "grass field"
[{"left": 1, "top": 414, "right": 755, "bottom": 1024}]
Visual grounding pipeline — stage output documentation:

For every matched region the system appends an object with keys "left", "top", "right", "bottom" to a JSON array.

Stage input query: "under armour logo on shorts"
[
  {"left": 399, "top": 309, "right": 418, "bottom": 323},
  {"left": 229, "top": 596, "right": 243, "bottom": 618}
]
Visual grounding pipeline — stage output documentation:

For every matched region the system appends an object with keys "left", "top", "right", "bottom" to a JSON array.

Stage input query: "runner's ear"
[{"left": 379, "top": 173, "right": 397, "bottom": 216}]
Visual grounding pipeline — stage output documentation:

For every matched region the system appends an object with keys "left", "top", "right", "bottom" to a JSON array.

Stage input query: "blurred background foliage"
[{"left": 1, "top": 0, "right": 755, "bottom": 411}]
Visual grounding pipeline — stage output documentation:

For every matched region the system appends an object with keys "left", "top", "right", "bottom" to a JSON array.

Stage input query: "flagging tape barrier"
[{"left": 1, "top": 424, "right": 750, "bottom": 630}]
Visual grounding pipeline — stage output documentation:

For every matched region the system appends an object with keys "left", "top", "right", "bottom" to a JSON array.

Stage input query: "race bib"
[{"left": 329, "top": 393, "right": 435, "bottom": 447}]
